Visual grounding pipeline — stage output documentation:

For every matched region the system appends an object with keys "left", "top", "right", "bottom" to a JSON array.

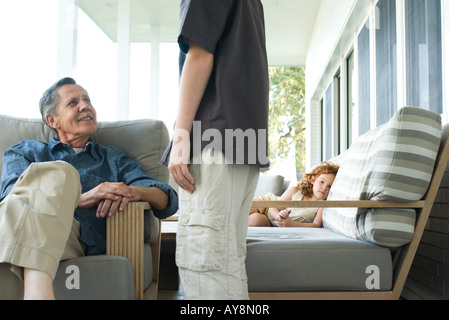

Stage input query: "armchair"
[{"left": 0, "top": 115, "right": 170, "bottom": 300}]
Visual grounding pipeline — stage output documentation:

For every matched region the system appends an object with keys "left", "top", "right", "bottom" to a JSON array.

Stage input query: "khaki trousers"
[
  {"left": 0, "top": 161, "right": 84, "bottom": 282},
  {"left": 176, "top": 149, "right": 259, "bottom": 300}
]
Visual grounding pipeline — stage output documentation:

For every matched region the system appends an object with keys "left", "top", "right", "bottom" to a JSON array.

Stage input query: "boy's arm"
[{"left": 169, "top": 41, "right": 214, "bottom": 193}]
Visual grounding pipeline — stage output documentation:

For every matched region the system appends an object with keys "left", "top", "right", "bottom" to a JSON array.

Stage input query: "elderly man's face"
[{"left": 47, "top": 84, "right": 98, "bottom": 145}]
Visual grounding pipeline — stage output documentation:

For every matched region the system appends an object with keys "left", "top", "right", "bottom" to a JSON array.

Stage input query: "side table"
[{"left": 159, "top": 218, "right": 179, "bottom": 290}]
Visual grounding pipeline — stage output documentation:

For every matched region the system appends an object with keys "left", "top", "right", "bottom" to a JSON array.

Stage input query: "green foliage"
[{"left": 268, "top": 66, "right": 306, "bottom": 180}]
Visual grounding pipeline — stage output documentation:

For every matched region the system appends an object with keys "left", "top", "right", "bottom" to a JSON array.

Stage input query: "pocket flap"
[{"left": 179, "top": 211, "right": 225, "bottom": 231}]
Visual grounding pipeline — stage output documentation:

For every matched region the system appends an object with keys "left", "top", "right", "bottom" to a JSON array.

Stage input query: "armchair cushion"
[
  {"left": 93, "top": 119, "right": 170, "bottom": 184},
  {"left": 0, "top": 116, "right": 50, "bottom": 170}
]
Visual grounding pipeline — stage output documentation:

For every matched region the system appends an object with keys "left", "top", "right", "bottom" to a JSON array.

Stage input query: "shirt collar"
[{"left": 49, "top": 137, "right": 97, "bottom": 159}]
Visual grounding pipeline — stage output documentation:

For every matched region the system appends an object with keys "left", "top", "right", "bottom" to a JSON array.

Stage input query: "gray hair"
[{"left": 39, "top": 77, "right": 77, "bottom": 137}]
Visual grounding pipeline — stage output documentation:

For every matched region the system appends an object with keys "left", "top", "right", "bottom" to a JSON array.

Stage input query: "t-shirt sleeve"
[{"left": 178, "top": 0, "right": 232, "bottom": 54}]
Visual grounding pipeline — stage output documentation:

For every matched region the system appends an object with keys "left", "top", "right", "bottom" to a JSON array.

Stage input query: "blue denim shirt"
[{"left": 0, "top": 138, "right": 178, "bottom": 255}]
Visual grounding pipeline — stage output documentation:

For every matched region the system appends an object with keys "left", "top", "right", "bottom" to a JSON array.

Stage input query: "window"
[
  {"left": 376, "top": 0, "right": 397, "bottom": 126},
  {"left": 347, "top": 50, "right": 356, "bottom": 146},
  {"left": 129, "top": 43, "right": 179, "bottom": 126},
  {"left": 334, "top": 73, "right": 341, "bottom": 156},
  {"left": 76, "top": 9, "right": 118, "bottom": 122},
  {"left": 129, "top": 43, "right": 152, "bottom": 120},
  {"left": 308, "top": 0, "right": 447, "bottom": 168},
  {"left": 0, "top": 0, "right": 59, "bottom": 118},
  {"left": 406, "top": 0, "right": 443, "bottom": 114},
  {"left": 158, "top": 43, "right": 181, "bottom": 130},
  {"left": 322, "top": 82, "right": 333, "bottom": 161},
  {"left": 357, "top": 23, "right": 371, "bottom": 136}
]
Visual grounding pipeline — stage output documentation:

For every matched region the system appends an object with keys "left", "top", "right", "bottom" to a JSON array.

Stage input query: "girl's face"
[{"left": 311, "top": 173, "right": 336, "bottom": 200}]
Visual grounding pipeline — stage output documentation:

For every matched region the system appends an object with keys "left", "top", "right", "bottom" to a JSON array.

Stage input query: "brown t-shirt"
[{"left": 162, "top": 0, "right": 269, "bottom": 168}]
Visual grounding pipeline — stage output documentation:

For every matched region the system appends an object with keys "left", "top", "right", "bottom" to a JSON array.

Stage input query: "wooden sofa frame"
[{"left": 250, "top": 126, "right": 449, "bottom": 300}]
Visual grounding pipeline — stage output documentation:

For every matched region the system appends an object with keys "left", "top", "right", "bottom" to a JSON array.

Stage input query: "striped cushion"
[{"left": 323, "top": 107, "right": 442, "bottom": 248}]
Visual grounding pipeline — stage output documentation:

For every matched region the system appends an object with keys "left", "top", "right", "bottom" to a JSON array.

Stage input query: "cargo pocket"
[{"left": 176, "top": 211, "right": 226, "bottom": 272}]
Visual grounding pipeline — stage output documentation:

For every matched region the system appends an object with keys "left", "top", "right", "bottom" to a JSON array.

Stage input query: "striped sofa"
[{"left": 247, "top": 107, "right": 445, "bottom": 299}]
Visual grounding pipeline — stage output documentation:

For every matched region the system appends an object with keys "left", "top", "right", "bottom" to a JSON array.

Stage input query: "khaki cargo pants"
[
  {"left": 0, "top": 161, "right": 84, "bottom": 286},
  {"left": 176, "top": 149, "right": 259, "bottom": 300}
]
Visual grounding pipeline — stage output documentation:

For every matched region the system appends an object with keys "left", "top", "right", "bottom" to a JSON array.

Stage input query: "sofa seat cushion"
[
  {"left": 324, "top": 107, "right": 442, "bottom": 248},
  {"left": 246, "top": 227, "right": 392, "bottom": 292}
]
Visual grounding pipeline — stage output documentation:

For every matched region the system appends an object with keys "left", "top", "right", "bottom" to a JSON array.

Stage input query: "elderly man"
[{"left": 0, "top": 77, "right": 178, "bottom": 299}]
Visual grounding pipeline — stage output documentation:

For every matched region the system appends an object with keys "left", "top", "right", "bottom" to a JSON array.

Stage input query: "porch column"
[
  {"left": 117, "top": 0, "right": 131, "bottom": 120},
  {"left": 56, "top": 0, "right": 79, "bottom": 79},
  {"left": 150, "top": 24, "right": 161, "bottom": 120}
]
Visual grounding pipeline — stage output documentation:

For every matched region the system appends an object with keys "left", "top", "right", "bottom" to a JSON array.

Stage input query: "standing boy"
[{"left": 162, "top": 0, "right": 269, "bottom": 300}]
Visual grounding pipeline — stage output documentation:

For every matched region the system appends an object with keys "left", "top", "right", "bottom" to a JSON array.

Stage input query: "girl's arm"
[
  {"left": 267, "top": 186, "right": 299, "bottom": 221},
  {"left": 275, "top": 208, "right": 324, "bottom": 228}
]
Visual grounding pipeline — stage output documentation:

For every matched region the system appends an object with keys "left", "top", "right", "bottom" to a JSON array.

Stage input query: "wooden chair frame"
[
  {"left": 106, "top": 202, "right": 161, "bottom": 300},
  {"left": 249, "top": 127, "right": 449, "bottom": 300}
]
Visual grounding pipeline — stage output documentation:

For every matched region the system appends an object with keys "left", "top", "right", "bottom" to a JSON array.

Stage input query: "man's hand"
[{"left": 78, "top": 182, "right": 135, "bottom": 218}]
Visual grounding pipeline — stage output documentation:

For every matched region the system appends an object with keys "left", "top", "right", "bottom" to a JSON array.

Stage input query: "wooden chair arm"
[{"left": 106, "top": 201, "right": 151, "bottom": 300}]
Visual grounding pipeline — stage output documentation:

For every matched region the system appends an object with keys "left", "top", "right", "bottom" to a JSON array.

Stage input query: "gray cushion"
[
  {"left": 0, "top": 264, "right": 23, "bottom": 300},
  {"left": 246, "top": 227, "right": 392, "bottom": 292},
  {"left": 54, "top": 256, "right": 135, "bottom": 300},
  {"left": 324, "top": 107, "right": 442, "bottom": 248},
  {"left": 254, "top": 175, "right": 286, "bottom": 197},
  {"left": 94, "top": 119, "right": 170, "bottom": 184},
  {"left": 0, "top": 116, "right": 51, "bottom": 170}
]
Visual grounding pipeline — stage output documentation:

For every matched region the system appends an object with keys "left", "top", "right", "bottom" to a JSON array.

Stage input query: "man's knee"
[
  {"left": 13, "top": 161, "right": 81, "bottom": 210},
  {"left": 30, "top": 161, "right": 80, "bottom": 191},
  {"left": 38, "top": 161, "right": 81, "bottom": 202}
]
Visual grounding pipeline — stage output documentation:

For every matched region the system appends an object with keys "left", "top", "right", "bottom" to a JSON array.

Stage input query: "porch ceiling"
[{"left": 78, "top": 0, "right": 322, "bottom": 66}]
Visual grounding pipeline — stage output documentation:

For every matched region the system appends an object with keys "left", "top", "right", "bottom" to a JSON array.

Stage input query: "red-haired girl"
[{"left": 249, "top": 162, "right": 339, "bottom": 228}]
